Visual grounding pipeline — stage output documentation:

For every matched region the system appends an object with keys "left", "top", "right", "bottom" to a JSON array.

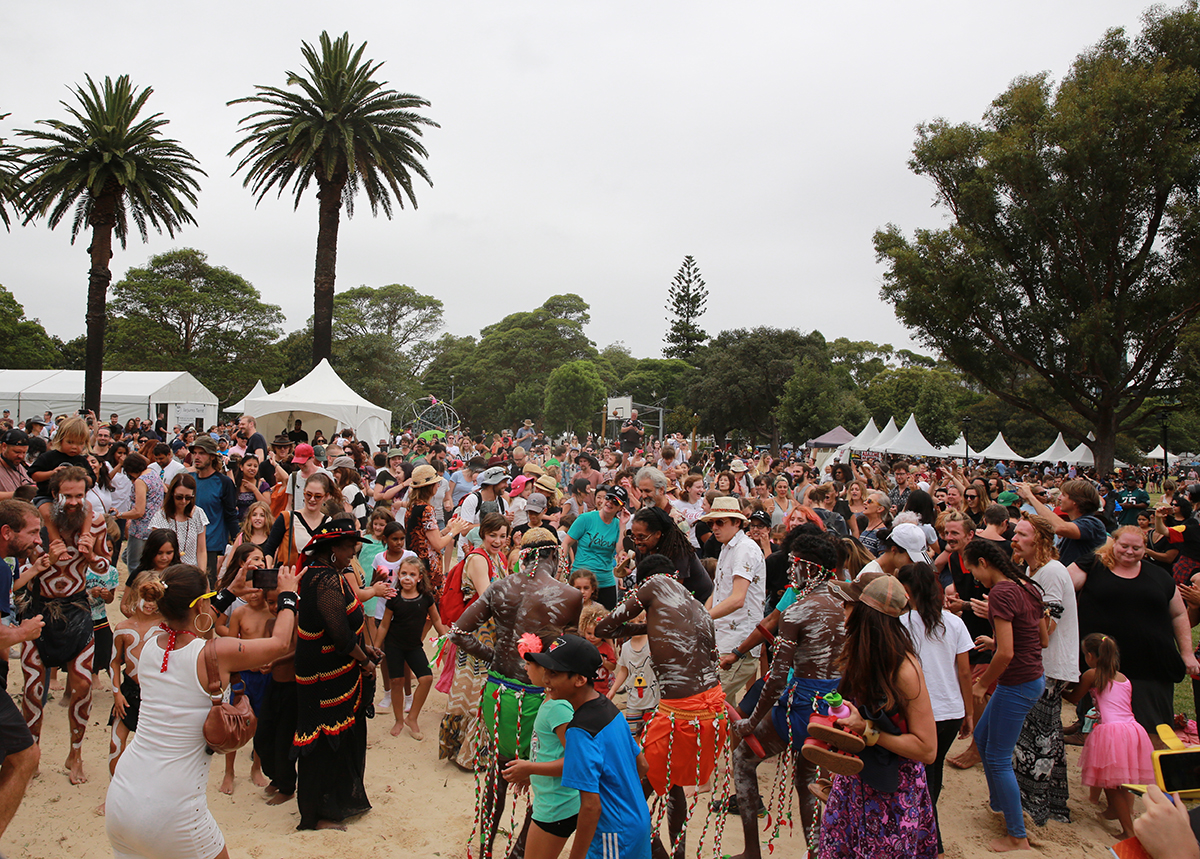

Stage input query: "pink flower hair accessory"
[{"left": 517, "top": 632, "right": 543, "bottom": 659}]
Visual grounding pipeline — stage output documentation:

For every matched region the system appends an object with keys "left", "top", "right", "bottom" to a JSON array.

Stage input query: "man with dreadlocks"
[
  {"left": 450, "top": 527, "right": 583, "bottom": 858},
  {"left": 595, "top": 552, "right": 725, "bottom": 859},
  {"left": 18, "top": 465, "right": 110, "bottom": 786},
  {"left": 724, "top": 531, "right": 846, "bottom": 859}
]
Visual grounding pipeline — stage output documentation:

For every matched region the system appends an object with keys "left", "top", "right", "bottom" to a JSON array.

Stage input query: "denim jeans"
[{"left": 975, "top": 675, "right": 1044, "bottom": 839}]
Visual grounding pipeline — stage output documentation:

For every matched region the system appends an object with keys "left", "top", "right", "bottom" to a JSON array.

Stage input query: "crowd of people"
[{"left": 0, "top": 407, "right": 1197, "bottom": 857}]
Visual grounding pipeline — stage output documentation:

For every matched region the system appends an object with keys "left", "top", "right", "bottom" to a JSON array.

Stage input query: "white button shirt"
[{"left": 711, "top": 529, "right": 766, "bottom": 655}]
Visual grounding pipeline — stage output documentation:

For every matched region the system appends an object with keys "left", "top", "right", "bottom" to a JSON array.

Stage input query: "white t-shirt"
[
  {"left": 617, "top": 638, "right": 660, "bottom": 713},
  {"left": 671, "top": 499, "right": 704, "bottom": 549},
  {"left": 1032, "top": 559, "right": 1080, "bottom": 683},
  {"left": 900, "top": 609, "right": 973, "bottom": 721},
  {"left": 157, "top": 458, "right": 186, "bottom": 487},
  {"left": 148, "top": 507, "right": 210, "bottom": 567},
  {"left": 711, "top": 530, "right": 766, "bottom": 656},
  {"left": 372, "top": 550, "right": 417, "bottom": 620}
]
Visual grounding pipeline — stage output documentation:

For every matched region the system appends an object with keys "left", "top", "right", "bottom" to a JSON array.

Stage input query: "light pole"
[
  {"left": 962, "top": 415, "right": 972, "bottom": 464},
  {"left": 1160, "top": 411, "right": 1169, "bottom": 481},
  {"left": 450, "top": 374, "right": 455, "bottom": 404}
]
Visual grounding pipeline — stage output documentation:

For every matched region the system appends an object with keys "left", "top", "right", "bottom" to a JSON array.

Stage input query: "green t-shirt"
[
  {"left": 530, "top": 698, "right": 580, "bottom": 823},
  {"left": 1116, "top": 488, "right": 1150, "bottom": 526}
]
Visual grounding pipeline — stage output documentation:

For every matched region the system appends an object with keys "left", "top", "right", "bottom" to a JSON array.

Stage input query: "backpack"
[
  {"left": 440, "top": 548, "right": 490, "bottom": 624},
  {"left": 270, "top": 469, "right": 298, "bottom": 519}
]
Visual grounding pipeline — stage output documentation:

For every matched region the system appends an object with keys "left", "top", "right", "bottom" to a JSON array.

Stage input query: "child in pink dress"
[{"left": 1065, "top": 633, "right": 1154, "bottom": 841}]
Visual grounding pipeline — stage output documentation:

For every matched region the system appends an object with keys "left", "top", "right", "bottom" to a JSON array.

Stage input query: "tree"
[
  {"left": 17, "top": 75, "right": 203, "bottom": 412},
  {"left": 0, "top": 284, "right": 64, "bottom": 368},
  {"left": 229, "top": 31, "right": 438, "bottom": 368},
  {"left": 0, "top": 113, "right": 22, "bottom": 230},
  {"left": 106, "top": 249, "right": 285, "bottom": 401},
  {"left": 779, "top": 354, "right": 868, "bottom": 444},
  {"left": 663, "top": 255, "right": 709, "bottom": 361},
  {"left": 874, "top": 7, "right": 1200, "bottom": 473},
  {"left": 543, "top": 361, "right": 606, "bottom": 434},
  {"left": 333, "top": 283, "right": 443, "bottom": 352},
  {"left": 861, "top": 367, "right": 980, "bottom": 449}
]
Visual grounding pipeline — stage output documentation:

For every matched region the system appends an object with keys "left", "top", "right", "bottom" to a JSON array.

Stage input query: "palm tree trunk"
[
  {"left": 312, "top": 176, "right": 346, "bottom": 367},
  {"left": 84, "top": 191, "right": 118, "bottom": 413}
]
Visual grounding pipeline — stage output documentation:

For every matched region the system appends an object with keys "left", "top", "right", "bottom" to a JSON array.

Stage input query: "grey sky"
[{"left": 0, "top": 0, "right": 1153, "bottom": 365}]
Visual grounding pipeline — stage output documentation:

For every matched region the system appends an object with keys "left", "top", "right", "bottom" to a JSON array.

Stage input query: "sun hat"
[
  {"left": 291, "top": 443, "right": 315, "bottom": 465},
  {"left": 827, "top": 570, "right": 888, "bottom": 602},
  {"left": 329, "top": 455, "right": 356, "bottom": 471},
  {"left": 729, "top": 459, "right": 748, "bottom": 473},
  {"left": 479, "top": 466, "right": 509, "bottom": 486},
  {"left": 301, "top": 520, "right": 367, "bottom": 555},
  {"left": 410, "top": 463, "right": 440, "bottom": 488},
  {"left": 509, "top": 475, "right": 531, "bottom": 495},
  {"left": 701, "top": 496, "right": 748, "bottom": 522},
  {"left": 885, "top": 522, "right": 933, "bottom": 565},
  {"left": 534, "top": 474, "right": 559, "bottom": 494}
]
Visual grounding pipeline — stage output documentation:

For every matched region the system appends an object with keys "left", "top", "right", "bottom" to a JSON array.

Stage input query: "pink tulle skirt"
[{"left": 1079, "top": 721, "right": 1155, "bottom": 788}]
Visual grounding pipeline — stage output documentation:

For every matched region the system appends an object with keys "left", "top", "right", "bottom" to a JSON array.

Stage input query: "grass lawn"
[{"left": 1175, "top": 627, "right": 1200, "bottom": 721}]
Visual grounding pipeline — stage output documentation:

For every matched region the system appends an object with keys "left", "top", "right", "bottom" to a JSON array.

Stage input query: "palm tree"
[
  {"left": 0, "top": 113, "right": 24, "bottom": 230},
  {"left": 18, "top": 75, "right": 203, "bottom": 411},
  {"left": 228, "top": 31, "right": 438, "bottom": 367}
]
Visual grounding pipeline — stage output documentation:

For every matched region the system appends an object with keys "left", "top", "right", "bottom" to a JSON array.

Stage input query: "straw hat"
[
  {"left": 700, "top": 496, "right": 747, "bottom": 522},
  {"left": 410, "top": 464, "right": 440, "bottom": 488}
]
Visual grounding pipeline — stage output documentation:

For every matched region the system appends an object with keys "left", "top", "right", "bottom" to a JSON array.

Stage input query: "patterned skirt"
[
  {"left": 817, "top": 758, "right": 937, "bottom": 859},
  {"left": 438, "top": 619, "right": 495, "bottom": 767},
  {"left": 1013, "top": 678, "right": 1071, "bottom": 825}
]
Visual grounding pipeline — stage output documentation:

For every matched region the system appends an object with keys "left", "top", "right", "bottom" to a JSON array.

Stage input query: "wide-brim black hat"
[{"left": 301, "top": 520, "right": 367, "bottom": 555}]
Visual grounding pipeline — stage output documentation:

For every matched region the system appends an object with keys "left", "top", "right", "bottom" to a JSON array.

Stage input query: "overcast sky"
[{"left": 0, "top": 0, "right": 1155, "bottom": 366}]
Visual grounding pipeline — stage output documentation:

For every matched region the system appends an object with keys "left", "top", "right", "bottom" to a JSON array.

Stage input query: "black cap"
[
  {"left": 608, "top": 485, "right": 629, "bottom": 508},
  {"left": 0, "top": 429, "right": 29, "bottom": 446},
  {"left": 526, "top": 634, "right": 602, "bottom": 680},
  {"left": 748, "top": 510, "right": 771, "bottom": 527}
]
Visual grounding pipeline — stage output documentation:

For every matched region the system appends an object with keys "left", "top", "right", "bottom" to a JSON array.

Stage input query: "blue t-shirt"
[
  {"left": 567, "top": 511, "right": 620, "bottom": 588},
  {"left": 449, "top": 471, "right": 476, "bottom": 505},
  {"left": 195, "top": 472, "right": 234, "bottom": 552},
  {"left": 561, "top": 695, "right": 650, "bottom": 859}
]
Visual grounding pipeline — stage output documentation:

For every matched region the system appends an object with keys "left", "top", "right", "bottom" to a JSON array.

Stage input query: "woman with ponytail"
[
  {"left": 106, "top": 562, "right": 299, "bottom": 859},
  {"left": 895, "top": 562, "right": 973, "bottom": 858},
  {"left": 961, "top": 538, "right": 1048, "bottom": 853}
]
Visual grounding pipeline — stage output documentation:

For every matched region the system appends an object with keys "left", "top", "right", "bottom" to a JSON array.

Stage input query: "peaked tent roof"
[
  {"left": 242, "top": 359, "right": 391, "bottom": 445},
  {"left": 936, "top": 435, "right": 979, "bottom": 458},
  {"left": 865, "top": 417, "right": 900, "bottom": 453},
  {"left": 1029, "top": 433, "right": 1075, "bottom": 463},
  {"left": 808, "top": 425, "right": 855, "bottom": 447},
  {"left": 876, "top": 414, "right": 944, "bottom": 457},
  {"left": 1144, "top": 444, "right": 1180, "bottom": 464},
  {"left": 976, "top": 432, "right": 1027, "bottom": 461},
  {"left": 845, "top": 418, "right": 879, "bottom": 450},
  {"left": 226, "top": 380, "right": 267, "bottom": 413}
]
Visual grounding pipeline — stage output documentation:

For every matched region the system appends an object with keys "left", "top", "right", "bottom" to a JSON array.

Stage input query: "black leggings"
[{"left": 928, "top": 717, "right": 963, "bottom": 855}]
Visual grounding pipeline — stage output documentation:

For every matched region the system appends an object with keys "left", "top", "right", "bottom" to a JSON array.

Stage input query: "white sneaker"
[
  {"left": 380, "top": 691, "right": 393, "bottom": 710},
  {"left": 403, "top": 693, "right": 413, "bottom": 714}
]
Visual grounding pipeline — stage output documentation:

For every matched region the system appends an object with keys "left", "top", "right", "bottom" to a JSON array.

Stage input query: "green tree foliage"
[
  {"left": 17, "top": 75, "right": 203, "bottom": 412},
  {"left": 663, "top": 255, "right": 709, "bottom": 361},
  {"left": 106, "top": 249, "right": 285, "bottom": 402},
  {"left": 861, "top": 367, "right": 981, "bottom": 448},
  {"left": 779, "top": 354, "right": 868, "bottom": 444},
  {"left": 332, "top": 283, "right": 443, "bottom": 350},
  {"left": 228, "top": 31, "right": 438, "bottom": 368},
  {"left": 0, "top": 284, "right": 64, "bottom": 367},
  {"left": 0, "top": 113, "right": 22, "bottom": 230},
  {"left": 616, "top": 358, "right": 694, "bottom": 407},
  {"left": 543, "top": 361, "right": 607, "bottom": 434},
  {"left": 874, "top": 6, "right": 1200, "bottom": 473},
  {"left": 689, "top": 327, "right": 825, "bottom": 452}
]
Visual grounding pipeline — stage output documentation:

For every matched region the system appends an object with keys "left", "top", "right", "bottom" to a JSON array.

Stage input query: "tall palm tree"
[
  {"left": 0, "top": 113, "right": 24, "bottom": 230},
  {"left": 18, "top": 75, "right": 203, "bottom": 411},
  {"left": 229, "top": 31, "right": 437, "bottom": 367}
]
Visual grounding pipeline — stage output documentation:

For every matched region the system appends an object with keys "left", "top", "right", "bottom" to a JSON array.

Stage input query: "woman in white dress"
[{"left": 106, "top": 562, "right": 298, "bottom": 859}]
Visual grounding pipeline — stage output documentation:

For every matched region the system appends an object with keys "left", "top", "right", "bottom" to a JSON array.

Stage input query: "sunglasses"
[
  {"left": 304, "top": 492, "right": 326, "bottom": 500},
  {"left": 174, "top": 493, "right": 194, "bottom": 501},
  {"left": 188, "top": 590, "right": 217, "bottom": 608},
  {"left": 965, "top": 494, "right": 978, "bottom": 500}
]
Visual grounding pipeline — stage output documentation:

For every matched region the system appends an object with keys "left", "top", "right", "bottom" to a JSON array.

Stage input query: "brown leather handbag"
[{"left": 201, "top": 640, "right": 257, "bottom": 755}]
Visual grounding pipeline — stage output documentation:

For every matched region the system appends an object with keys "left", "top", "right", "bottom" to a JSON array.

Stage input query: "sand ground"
[{"left": 6, "top": 610, "right": 1137, "bottom": 858}]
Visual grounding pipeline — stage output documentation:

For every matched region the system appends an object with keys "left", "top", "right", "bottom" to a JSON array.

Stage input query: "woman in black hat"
[{"left": 292, "top": 516, "right": 381, "bottom": 830}]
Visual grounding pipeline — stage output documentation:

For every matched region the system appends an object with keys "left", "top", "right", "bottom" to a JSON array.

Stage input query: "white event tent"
[
  {"left": 226, "top": 380, "right": 267, "bottom": 414},
  {"left": 1029, "top": 433, "right": 1075, "bottom": 463},
  {"left": 937, "top": 435, "right": 979, "bottom": 459},
  {"left": 873, "top": 414, "right": 943, "bottom": 458},
  {"left": 0, "top": 369, "right": 217, "bottom": 429},
  {"left": 843, "top": 418, "right": 879, "bottom": 450},
  {"left": 1144, "top": 445, "right": 1180, "bottom": 464},
  {"left": 242, "top": 359, "right": 391, "bottom": 446},
  {"left": 866, "top": 417, "right": 900, "bottom": 452},
  {"left": 976, "top": 432, "right": 1027, "bottom": 461}
]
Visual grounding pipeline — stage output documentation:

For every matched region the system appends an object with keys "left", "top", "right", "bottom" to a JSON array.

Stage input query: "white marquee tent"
[
  {"left": 226, "top": 380, "right": 267, "bottom": 414},
  {"left": 844, "top": 418, "right": 879, "bottom": 450},
  {"left": 936, "top": 435, "right": 979, "bottom": 459},
  {"left": 0, "top": 369, "right": 217, "bottom": 429},
  {"left": 1144, "top": 444, "right": 1180, "bottom": 464},
  {"left": 976, "top": 432, "right": 1027, "bottom": 461},
  {"left": 242, "top": 359, "right": 391, "bottom": 445},
  {"left": 866, "top": 417, "right": 900, "bottom": 452},
  {"left": 1029, "top": 433, "right": 1075, "bottom": 463},
  {"left": 874, "top": 414, "right": 943, "bottom": 458}
]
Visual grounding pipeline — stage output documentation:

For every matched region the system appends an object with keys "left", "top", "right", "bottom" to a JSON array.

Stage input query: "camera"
[{"left": 251, "top": 567, "right": 280, "bottom": 591}]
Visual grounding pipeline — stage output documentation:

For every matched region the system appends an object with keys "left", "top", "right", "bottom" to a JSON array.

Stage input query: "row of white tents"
[{"left": 834, "top": 415, "right": 1162, "bottom": 466}]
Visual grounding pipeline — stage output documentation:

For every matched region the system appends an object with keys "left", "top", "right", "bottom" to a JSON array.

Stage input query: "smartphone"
[
  {"left": 78, "top": 408, "right": 89, "bottom": 416},
  {"left": 251, "top": 567, "right": 280, "bottom": 591},
  {"left": 1155, "top": 747, "right": 1200, "bottom": 793}
]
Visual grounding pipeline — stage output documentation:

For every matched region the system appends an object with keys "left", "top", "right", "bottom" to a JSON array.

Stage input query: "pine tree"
[{"left": 663, "top": 255, "right": 709, "bottom": 361}]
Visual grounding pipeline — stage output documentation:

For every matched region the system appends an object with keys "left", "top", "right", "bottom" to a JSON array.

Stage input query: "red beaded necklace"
[{"left": 158, "top": 623, "right": 196, "bottom": 672}]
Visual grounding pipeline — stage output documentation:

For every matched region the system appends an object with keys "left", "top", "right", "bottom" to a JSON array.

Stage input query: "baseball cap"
[
  {"left": 0, "top": 428, "right": 29, "bottom": 446},
  {"left": 291, "top": 443, "right": 315, "bottom": 464},
  {"left": 748, "top": 510, "right": 771, "bottom": 527},
  {"left": 607, "top": 485, "right": 629, "bottom": 508},
  {"left": 479, "top": 466, "right": 509, "bottom": 486},
  {"left": 526, "top": 493, "right": 548, "bottom": 513},
  {"left": 885, "top": 522, "right": 933, "bottom": 565},
  {"left": 859, "top": 575, "right": 909, "bottom": 617},
  {"left": 329, "top": 455, "right": 356, "bottom": 471},
  {"left": 827, "top": 570, "right": 888, "bottom": 602},
  {"left": 996, "top": 491, "right": 1020, "bottom": 506},
  {"left": 526, "top": 634, "right": 602, "bottom": 680}
]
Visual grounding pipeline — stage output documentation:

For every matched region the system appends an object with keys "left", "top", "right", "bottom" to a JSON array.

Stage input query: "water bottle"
[{"left": 823, "top": 692, "right": 851, "bottom": 720}]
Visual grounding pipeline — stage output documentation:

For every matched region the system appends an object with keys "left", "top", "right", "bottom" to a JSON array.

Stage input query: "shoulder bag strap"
[{"left": 202, "top": 639, "right": 223, "bottom": 702}]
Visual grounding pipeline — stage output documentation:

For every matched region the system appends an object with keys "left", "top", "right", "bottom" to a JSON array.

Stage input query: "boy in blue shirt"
[{"left": 530, "top": 634, "right": 650, "bottom": 859}]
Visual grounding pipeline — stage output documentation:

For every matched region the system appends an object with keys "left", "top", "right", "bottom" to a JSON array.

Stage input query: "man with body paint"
[
  {"left": 595, "top": 553, "right": 725, "bottom": 859},
  {"left": 452, "top": 528, "right": 583, "bottom": 858},
  {"left": 724, "top": 532, "right": 846, "bottom": 859}
]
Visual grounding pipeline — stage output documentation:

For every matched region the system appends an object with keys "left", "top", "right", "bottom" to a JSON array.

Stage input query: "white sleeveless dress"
[{"left": 106, "top": 635, "right": 225, "bottom": 859}]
